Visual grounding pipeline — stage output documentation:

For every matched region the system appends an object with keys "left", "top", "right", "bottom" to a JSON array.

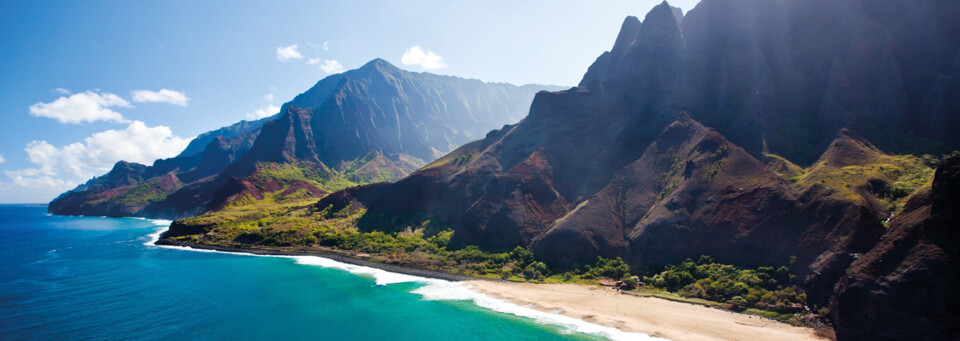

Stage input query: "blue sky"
[{"left": 0, "top": 0, "right": 699, "bottom": 203}]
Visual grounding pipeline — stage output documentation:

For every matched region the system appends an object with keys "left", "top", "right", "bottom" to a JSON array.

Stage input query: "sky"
[{"left": 0, "top": 0, "right": 700, "bottom": 203}]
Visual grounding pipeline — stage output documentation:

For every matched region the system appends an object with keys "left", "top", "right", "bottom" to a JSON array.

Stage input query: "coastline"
[
  {"left": 150, "top": 229, "right": 657, "bottom": 340},
  {"left": 466, "top": 281, "right": 834, "bottom": 341},
  {"left": 154, "top": 238, "right": 478, "bottom": 282},
  {"left": 149, "top": 225, "right": 831, "bottom": 341}
]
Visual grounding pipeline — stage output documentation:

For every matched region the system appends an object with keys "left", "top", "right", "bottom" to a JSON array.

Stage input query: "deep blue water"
[{"left": 0, "top": 205, "right": 619, "bottom": 341}]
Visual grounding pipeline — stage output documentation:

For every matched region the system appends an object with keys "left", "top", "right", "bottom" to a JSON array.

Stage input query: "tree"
[
  {"left": 524, "top": 261, "right": 549, "bottom": 280},
  {"left": 510, "top": 246, "right": 534, "bottom": 267}
]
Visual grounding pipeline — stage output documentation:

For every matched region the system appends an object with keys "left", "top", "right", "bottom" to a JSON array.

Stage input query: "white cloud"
[
  {"left": 263, "top": 93, "right": 275, "bottom": 103},
  {"left": 28, "top": 121, "right": 190, "bottom": 179},
  {"left": 401, "top": 46, "right": 447, "bottom": 70},
  {"left": 246, "top": 105, "right": 280, "bottom": 120},
  {"left": 0, "top": 168, "right": 78, "bottom": 203},
  {"left": 52, "top": 88, "right": 71, "bottom": 95},
  {"left": 322, "top": 41, "right": 329, "bottom": 51},
  {"left": 0, "top": 154, "right": 5, "bottom": 164},
  {"left": 29, "top": 91, "right": 131, "bottom": 124},
  {"left": 131, "top": 89, "right": 189, "bottom": 106},
  {"left": 309, "top": 58, "right": 345, "bottom": 74},
  {"left": 276, "top": 44, "right": 304, "bottom": 62},
  {"left": 1, "top": 121, "right": 191, "bottom": 203}
]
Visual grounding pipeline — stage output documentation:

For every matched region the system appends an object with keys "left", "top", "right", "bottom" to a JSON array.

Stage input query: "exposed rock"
[{"left": 580, "top": 16, "right": 641, "bottom": 86}]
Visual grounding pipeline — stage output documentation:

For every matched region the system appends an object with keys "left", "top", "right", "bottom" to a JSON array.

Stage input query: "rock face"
[
  {"left": 315, "top": 0, "right": 958, "bottom": 320},
  {"left": 51, "top": 1, "right": 960, "bottom": 338},
  {"left": 177, "top": 118, "right": 269, "bottom": 158},
  {"left": 49, "top": 59, "right": 561, "bottom": 218},
  {"left": 676, "top": 0, "right": 960, "bottom": 163},
  {"left": 831, "top": 155, "right": 960, "bottom": 340}
]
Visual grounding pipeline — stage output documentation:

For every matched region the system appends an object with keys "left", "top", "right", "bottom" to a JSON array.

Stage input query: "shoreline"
[
  {"left": 155, "top": 238, "right": 833, "bottom": 341},
  {"left": 144, "top": 216, "right": 833, "bottom": 341},
  {"left": 467, "top": 281, "right": 834, "bottom": 341},
  {"left": 154, "top": 238, "right": 479, "bottom": 283},
  {"left": 151, "top": 233, "right": 655, "bottom": 340}
]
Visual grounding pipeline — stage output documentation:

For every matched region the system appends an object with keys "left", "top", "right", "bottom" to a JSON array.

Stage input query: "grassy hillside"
[{"left": 764, "top": 134, "right": 941, "bottom": 219}]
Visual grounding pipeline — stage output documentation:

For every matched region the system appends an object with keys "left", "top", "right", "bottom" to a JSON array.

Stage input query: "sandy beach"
[
  {"left": 466, "top": 281, "right": 832, "bottom": 341},
  {"left": 159, "top": 237, "right": 834, "bottom": 340}
]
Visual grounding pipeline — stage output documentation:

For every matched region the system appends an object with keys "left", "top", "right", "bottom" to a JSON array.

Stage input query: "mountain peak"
[
  {"left": 358, "top": 58, "right": 400, "bottom": 74},
  {"left": 612, "top": 0, "right": 685, "bottom": 89},
  {"left": 645, "top": 1, "right": 681, "bottom": 28},
  {"left": 611, "top": 16, "right": 642, "bottom": 55}
]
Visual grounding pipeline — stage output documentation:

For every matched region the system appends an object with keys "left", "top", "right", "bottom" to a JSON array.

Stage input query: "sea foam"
[
  {"left": 146, "top": 225, "right": 666, "bottom": 341},
  {"left": 411, "top": 281, "right": 666, "bottom": 341},
  {"left": 141, "top": 219, "right": 174, "bottom": 246}
]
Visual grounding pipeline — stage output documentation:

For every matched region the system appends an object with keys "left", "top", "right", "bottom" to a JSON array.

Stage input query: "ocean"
[{"left": 0, "top": 205, "right": 647, "bottom": 341}]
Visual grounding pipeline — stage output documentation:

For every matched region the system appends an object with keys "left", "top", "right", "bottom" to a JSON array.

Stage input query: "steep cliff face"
[
  {"left": 831, "top": 155, "right": 960, "bottom": 340},
  {"left": 51, "top": 59, "right": 561, "bottom": 219},
  {"left": 676, "top": 0, "right": 960, "bottom": 163},
  {"left": 582, "top": 0, "right": 960, "bottom": 165},
  {"left": 313, "top": 0, "right": 957, "bottom": 315}
]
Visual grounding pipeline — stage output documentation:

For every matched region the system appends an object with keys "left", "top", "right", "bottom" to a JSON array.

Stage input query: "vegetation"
[
  {"left": 179, "top": 200, "right": 556, "bottom": 279},
  {"left": 176, "top": 197, "right": 812, "bottom": 321},
  {"left": 764, "top": 150, "right": 940, "bottom": 218},
  {"left": 762, "top": 153, "right": 805, "bottom": 180},
  {"left": 174, "top": 150, "right": 816, "bottom": 323},
  {"left": 248, "top": 162, "right": 358, "bottom": 194},
  {"left": 337, "top": 151, "right": 425, "bottom": 184},
  {"left": 84, "top": 178, "right": 179, "bottom": 206},
  {"left": 642, "top": 256, "right": 806, "bottom": 315}
]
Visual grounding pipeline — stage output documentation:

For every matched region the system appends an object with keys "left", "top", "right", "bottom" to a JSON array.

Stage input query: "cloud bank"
[
  {"left": 401, "top": 46, "right": 447, "bottom": 69},
  {"left": 1, "top": 120, "right": 191, "bottom": 203}
]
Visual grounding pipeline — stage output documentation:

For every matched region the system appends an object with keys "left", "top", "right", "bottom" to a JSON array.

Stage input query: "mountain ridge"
[
  {"left": 49, "top": 60, "right": 562, "bottom": 218},
  {"left": 239, "top": 1, "right": 957, "bottom": 338}
]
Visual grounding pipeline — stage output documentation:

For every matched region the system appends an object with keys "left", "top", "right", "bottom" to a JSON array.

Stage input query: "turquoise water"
[{"left": 0, "top": 205, "right": 623, "bottom": 340}]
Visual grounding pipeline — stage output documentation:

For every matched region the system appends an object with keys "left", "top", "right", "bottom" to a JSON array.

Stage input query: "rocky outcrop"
[{"left": 831, "top": 155, "right": 960, "bottom": 340}]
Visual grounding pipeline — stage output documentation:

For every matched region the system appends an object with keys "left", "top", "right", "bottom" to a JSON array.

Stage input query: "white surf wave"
[
  {"left": 411, "top": 281, "right": 665, "bottom": 341},
  {"left": 141, "top": 219, "right": 174, "bottom": 246},
  {"left": 288, "top": 256, "right": 425, "bottom": 285},
  {"left": 146, "top": 226, "right": 665, "bottom": 341}
]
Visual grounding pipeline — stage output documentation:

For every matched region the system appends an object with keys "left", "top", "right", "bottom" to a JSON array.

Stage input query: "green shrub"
[{"left": 644, "top": 256, "right": 806, "bottom": 313}]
